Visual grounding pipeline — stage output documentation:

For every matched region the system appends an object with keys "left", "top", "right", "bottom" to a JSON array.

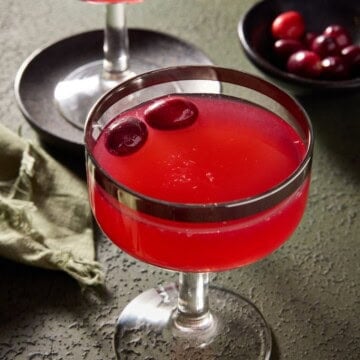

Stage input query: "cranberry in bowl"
[{"left": 238, "top": 0, "right": 360, "bottom": 93}]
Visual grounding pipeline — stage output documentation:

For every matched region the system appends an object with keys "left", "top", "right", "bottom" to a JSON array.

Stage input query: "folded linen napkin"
[{"left": 0, "top": 123, "right": 104, "bottom": 287}]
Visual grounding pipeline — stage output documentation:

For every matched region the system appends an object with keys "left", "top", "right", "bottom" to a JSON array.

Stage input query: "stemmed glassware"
[
  {"left": 55, "top": 1, "right": 136, "bottom": 129},
  {"left": 54, "top": 0, "right": 191, "bottom": 129},
  {"left": 84, "top": 66, "right": 313, "bottom": 359}
]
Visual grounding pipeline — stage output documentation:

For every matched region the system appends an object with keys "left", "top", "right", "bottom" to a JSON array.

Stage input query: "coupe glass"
[
  {"left": 84, "top": 66, "right": 313, "bottom": 359},
  {"left": 54, "top": 0, "right": 178, "bottom": 129}
]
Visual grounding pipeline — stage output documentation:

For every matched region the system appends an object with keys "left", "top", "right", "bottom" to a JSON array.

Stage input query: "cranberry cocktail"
[
  {"left": 85, "top": 66, "right": 313, "bottom": 359},
  {"left": 89, "top": 93, "right": 309, "bottom": 271}
]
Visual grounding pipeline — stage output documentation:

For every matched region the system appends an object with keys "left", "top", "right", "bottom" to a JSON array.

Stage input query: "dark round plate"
[
  {"left": 238, "top": 0, "right": 360, "bottom": 93},
  {"left": 15, "top": 29, "right": 215, "bottom": 153}
]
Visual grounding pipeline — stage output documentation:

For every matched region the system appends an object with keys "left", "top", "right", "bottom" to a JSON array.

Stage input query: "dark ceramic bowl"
[{"left": 238, "top": 0, "right": 360, "bottom": 92}]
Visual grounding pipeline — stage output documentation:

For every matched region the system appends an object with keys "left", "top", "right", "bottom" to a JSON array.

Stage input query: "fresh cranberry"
[
  {"left": 321, "top": 56, "right": 350, "bottom": 80},
  {"left": 287, "top": 50, "right": 322, "bottom": 78},
  {"left": 144, "top": 97, "right": 198, "bottom": 130},
  {"left": 323, "top": 25, "right": 352, "bottom": 50},
  {"left": 311, "top": 34, "right": 340, "bottom": 58},
  {"left": 341, "top": 45, "right": 360, "bottom": 76},
  {"left": 273, "top": 39, "right": 304, "bottom": 61},
  {"left": 105, "top": 117, "right": 148, "bottom": 156},
  {"left": 271, "top": 11, "right": 305, "bottom": 40}
]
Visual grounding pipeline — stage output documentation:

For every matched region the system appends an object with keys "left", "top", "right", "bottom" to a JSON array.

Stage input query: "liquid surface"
[{"left": 93, "top": 94, "right": 306, "bottom": 204}]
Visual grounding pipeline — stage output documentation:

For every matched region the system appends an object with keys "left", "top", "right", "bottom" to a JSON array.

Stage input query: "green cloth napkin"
[{"left": 0, "top": 123, "right": 104, "bottom": 287}]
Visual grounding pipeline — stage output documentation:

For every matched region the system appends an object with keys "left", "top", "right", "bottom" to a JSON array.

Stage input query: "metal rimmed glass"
[{"left": 84, "top": 66, "right": 313, "bottom": 359}]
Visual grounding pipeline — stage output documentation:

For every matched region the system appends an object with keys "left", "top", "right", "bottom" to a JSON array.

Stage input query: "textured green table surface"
[{"left": 0, "top": 1, "right": 359, "bottom": 359}]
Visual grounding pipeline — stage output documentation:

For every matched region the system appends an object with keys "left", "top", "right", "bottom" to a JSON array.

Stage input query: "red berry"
[
  {"left": 144, "top": 97, "right": 198, "bottom": 130},
  {"left": 273, "top": 39, "right": 304, "bottom": 61},
  {"left": 287, "top": 50, "right": 322, "bottom": 78},
  {"left": 323, "top": 25, "right": 352, "bottom": 50},
  {"left": 311, "top": 34, "right": 340, "bottom": 58},
  {"left": 341, "top": 45, "right": 360, "bottom": 76},
  {"left": 105, "top": 117, "right": 148, "bottom": 156},
  {"left": 271, "top": 11, "right": 305, "bottom": 40},
  {"left": 321, "top": 56, "right": 350, "bottom": 80}
]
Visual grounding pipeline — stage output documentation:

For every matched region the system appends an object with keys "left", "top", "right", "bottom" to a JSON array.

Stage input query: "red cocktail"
[
  {"left": 89, "top": 94, "right": 309, "bottom": 271},
  {"left": 85, "top": 66, "right": 313, "bottom": 359}
]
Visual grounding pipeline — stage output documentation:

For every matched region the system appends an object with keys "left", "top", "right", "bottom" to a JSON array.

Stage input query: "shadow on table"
[
  {"left": 270, "top": 334, "right": 281, "bottom": 360},
  {"left": 40, "top": 140, "right": 86, "bottom": 181},
  {"left": 0, "top": 260, "right": 114, "bottom": 358}
]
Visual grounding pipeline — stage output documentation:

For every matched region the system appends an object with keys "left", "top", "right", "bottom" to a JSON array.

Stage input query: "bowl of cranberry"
[{"left": 238, "top": 0, "right": 360, "bottom": 92}]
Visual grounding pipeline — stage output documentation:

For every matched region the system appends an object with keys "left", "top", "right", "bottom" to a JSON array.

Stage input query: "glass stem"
[
  {"left": 103, "top": 4, "right": 129, "bottom": 76},
  {"left": 174, "top": 272, "right": 214, "bottom": 331}
]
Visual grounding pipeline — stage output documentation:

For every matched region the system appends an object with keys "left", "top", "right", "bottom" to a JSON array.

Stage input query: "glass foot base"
[{"left": 114, "top": 283, "right": 271, "bottom": 360}]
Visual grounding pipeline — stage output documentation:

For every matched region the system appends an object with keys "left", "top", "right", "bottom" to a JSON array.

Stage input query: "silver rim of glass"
[{"left": 84, "top": 66, "right": 314, "bottom": 223}]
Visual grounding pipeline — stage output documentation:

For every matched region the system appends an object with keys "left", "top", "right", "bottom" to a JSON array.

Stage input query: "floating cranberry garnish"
[
  {"left": 274, "top": 39, "right": 304, "bottom": 61},
  {"left": 321, "top": 56, "right": 349, "bottom": 80},
  {"left": 105, "top": 117, "right": 148, "bottom": 156},
  {"left": 271, "top": 11, "right": 305, "bottom": 40},
  {"left": 144, "top": 97, "right": 198, "bottom": 130},
  {"left": 323, "top": 25, "right": 352, "bottom": 50},
  {"left": 287, "top": 50, "right": 322, "bottom": 78},
  {"left": 311, "top": 34, "right": 339, "bottom": 58}
]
